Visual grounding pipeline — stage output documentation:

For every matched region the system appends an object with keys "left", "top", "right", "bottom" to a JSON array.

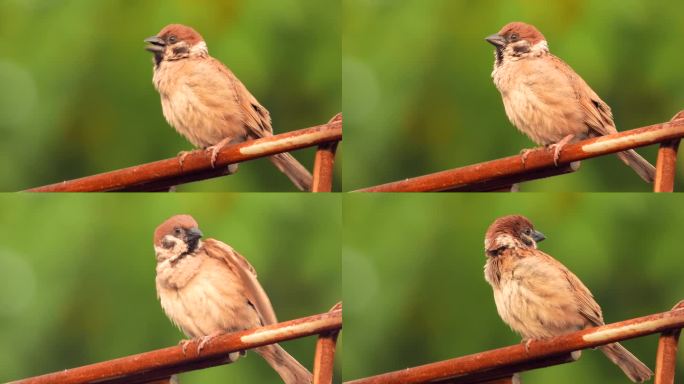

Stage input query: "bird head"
[
  {"left": 484, "top": 215, "right": 546, "bottom": 257},
  {"left": 485, "top": 22, "right": 548, "bottom": 66},
  {"left": 154, "top": 214, "right": 204, "bottom": 262},
  {"left": 145, "top": 24, "right": 208, "bottom": 66}
]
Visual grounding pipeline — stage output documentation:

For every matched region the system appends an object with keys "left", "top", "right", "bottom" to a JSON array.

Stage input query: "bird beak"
[
  {"left": 144, "top": 35, "right": 166, "bottom": 53},
  {"left": 185, "top": 227, "right": 203, "bottom": 242},
  {"left": 485, "top": 34, "right": 506, "bottom": 47},
  {"left": 531, "top": 230, "right": 546, "bottom": 242}
]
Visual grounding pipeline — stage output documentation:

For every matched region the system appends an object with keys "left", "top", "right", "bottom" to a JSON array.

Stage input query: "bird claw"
[
  {"left": 519, "top": 148, "right": 533, "bottom": 167},
  {"left": 205, "top": 138, "right": 232, "bottom": 168},
  {"left": 522, "top": 338, "right": 534, "bottom": 353},
  {"left": 547, "top": 134, "right": 575, "bottom": 166},
  {"left": 179, "top": 339, "right": 193, "bottom": 355},
  {"left": 176, "top": 151, "right": 192, "bottom": 171}
]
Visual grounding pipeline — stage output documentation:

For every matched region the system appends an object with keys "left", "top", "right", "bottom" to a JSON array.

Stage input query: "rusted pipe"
[
  {"left": 345, "top": 305, "right": 684, "bottom": 384},
  {"left": 654, "top": 112, "right": 684, "bottom": 192},
  {"left": 26, "top": 117, "right": 343, "bottom": 192},
  {"left": 356, "top": 114, "right": 684, "bottom": 192},
  {"left": 314, "top": 302, "right": 342, "bottom": 384},
  {"left": 654, "top": 301, "right": 684, "bottom": 384},
  {"left": 10, "top": 309, "right": 342, "bottom": 384},
  {"left": 312, "top": 142, "right": 339, "bottom": 193}
]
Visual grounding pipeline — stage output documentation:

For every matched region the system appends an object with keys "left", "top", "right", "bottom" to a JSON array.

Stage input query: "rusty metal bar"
[
  {"left": 654, "top": 301, "right": 684, "bottom": 384},
  {"left": 10, "top": 309, "right": 342, "bottom": 384},
  {"left": 654, "top": 112, "right": 684, "bottom": 192},
  {"left": 312, "top": 142, "right": 339, "bottom": 193},
  {"left": 26, "top": 116, "right": 343, "bottom": 192},
  {"left": 314, "top": 302, "right": 342, "bottom": 384},
  {"left": 345, "top": 305, "right": 684, "bottom": 384},
  {"left": 434, "top": 353, "right": 577, "bottom": 384},
  {"left": 356, "top": 113, "right": 684, "bottom": 192},
  {"left": 445, "top": 162, "right": 580, "bottom": 192}
]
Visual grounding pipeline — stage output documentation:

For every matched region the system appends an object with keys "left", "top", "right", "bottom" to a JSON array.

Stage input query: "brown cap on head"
[
  {"left": 486, "top": 215, "right": 534, "bottom": 240},
  {"left": 154, "top": 214, "right": 199, "bottom": 246},
  {"left": 156, "top": 24, "right": 204, "bottom": 46},
  {"left": 497, "top": 22, "right": 546, "bottom": 45}
]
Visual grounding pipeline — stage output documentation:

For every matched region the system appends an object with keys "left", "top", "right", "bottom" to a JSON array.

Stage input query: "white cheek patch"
[
  {"left": 495, "top": 234, "right": 519, "bottom": 249},
  {"left": 190, "top": 41, "right": 208, "bottom": 55},
  {"left": 155, "top": 235, "right": 188, "bottom": 262}
]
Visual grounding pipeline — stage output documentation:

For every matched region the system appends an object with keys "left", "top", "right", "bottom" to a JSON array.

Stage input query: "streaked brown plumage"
[
  {"left": 145, "top": 24, "right": 312, "bottom": 191},
  {"left": 483, "top": 215, "right": 653, "bottom": 383},
  {"left": 486, "top": 22, "right": 655, "bottom": 182},
  {"left": 154, "top": 215, "right": 312, "bottom": 383}
]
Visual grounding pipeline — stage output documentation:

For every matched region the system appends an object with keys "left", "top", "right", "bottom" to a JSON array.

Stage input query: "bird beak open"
[
  {"left": 185, "top": 227, "right": 203, "bottom": 242},
  {"left": 485, "top": 34, "right": 506, "bottom": 47},
  {"left": 531, "top": 230, "right": 546, "bottom": 242},
  {"left": 144, "top": 36, "right": 166, "bottom": 53}
]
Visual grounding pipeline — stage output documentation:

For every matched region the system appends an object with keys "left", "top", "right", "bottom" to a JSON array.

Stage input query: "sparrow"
[
  {"left": 144, "top": 24, "right": 313, "bottom": 191},
  {"left": 483, "top": 215, "right": 653, "bottom": 382},
  {"left": 486, "top": 22, "right": 655, "bottom": 182},
  {"left": 154, "top": 215, "right": 313, "bottom": 383}
]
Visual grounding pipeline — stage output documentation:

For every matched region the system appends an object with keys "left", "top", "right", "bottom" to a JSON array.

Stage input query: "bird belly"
[
  {"left": 153, "top": 63, "right": 247, "bottom": 148},
  {"left": 494, "top": 61, "right": 587, "bottom": 146},
  {"left": 494, "top": 272, "right": 586, "bottom": 340},
  {"left": 158, "top": 264, "right": 260, "bottom": 338}
]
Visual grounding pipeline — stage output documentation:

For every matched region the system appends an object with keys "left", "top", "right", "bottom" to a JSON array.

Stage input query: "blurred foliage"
[
  {"left": 343, "top": 194, "right": 684, "bottom": 382},
  {"left": 343, "top": 0, "right": 684, "bottom": 191},
  {"left": 0, "top": 193, "right": 341, "bottom": 382},
  {"left": 0, "top": 0, "right": 341, "bottom": 191}
]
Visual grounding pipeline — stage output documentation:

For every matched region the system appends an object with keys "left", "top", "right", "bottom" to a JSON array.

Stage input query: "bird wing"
[
  {"left": 549, "top": 55, "right": 617, "bottom": 137},
  {"left": 541, "top": 251, "right": 605, "bottom": 326},
  {"left": 203, "top": 238, "right": 278, "bottom": 326},
  {"left": 208, "top": 57, "right": 273, "bottom": 139}
]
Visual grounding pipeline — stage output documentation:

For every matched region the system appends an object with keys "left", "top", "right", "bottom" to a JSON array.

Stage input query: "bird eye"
[
  {"left": 173, "top": 227, "right": 182, "bottom": 235},
  {"left": 168, "top": 35, "right": 177, "bottom": 44},
  {"left": 510, "top": 33, "right": 519, "bottom": 41}
]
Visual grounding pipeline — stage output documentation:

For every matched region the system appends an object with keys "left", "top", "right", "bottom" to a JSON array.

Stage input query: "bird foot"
[
  {"left": 521, "top": 338, "right": 534, "bottom": 353},
  {"left": 205, "top": 138, "right": 232, "bottom": 168},
  {"left": 176, "top": 150, "right": 193, "bottom": 171},
  {"left": 196, "top": 332, "right": 223, "bottom": 354},
  {"left": 179, "top": 339, "right": 193, "bottom": 355},
  {"left": 547, "top": 134, "right": 575, "bottom": 166},
  {"left": 519, "top": 148, "right": 533, "bottom": 167}
]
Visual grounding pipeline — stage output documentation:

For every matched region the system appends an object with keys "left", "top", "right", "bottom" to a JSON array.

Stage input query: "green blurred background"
[
  {"left": 0, "top": 0, "right": 341, "bottom": 191},
  {"left": 343, "top": 0, "right": 684, "bottom": 191},
  {"left": 0, "top": 193, "right": 341, "bottom": 382},
  {"left": 343, "top": 194, "right": 683, "bottom": 383}
]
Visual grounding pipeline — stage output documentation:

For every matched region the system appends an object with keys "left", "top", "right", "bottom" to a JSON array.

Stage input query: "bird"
[
  {"left": 153, "top": 214, "right": 313, "bottom": 383},
  {"left": 144, "top": 24, "right": 313, "bottom": 191},
  {"left": 485, "top": 22, "right": 655, "bottom": 182},
  {"left": 483, "top": 215, "right": 653, "bottom": 383}
]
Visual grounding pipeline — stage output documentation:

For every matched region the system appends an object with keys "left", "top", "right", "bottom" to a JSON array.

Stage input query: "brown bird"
[
  {"left": 154, "top": 215, "right": 313, "bottom": 383},
  {"left": 483, "top": 215, "right": 653, "bottom": 383},
  {"left": 145, "top": 24, "right": 313, "bottom": 191},
  {"left": 486, "top": 22, "right": 655, "bottom": 182}
]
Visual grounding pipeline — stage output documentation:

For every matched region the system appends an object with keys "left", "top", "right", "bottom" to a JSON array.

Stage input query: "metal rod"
[
  {"left": 356, "top": 113, "right": 684, "bottom": 192},
  {"left": 312, "top": 142, "right": 339, "bottom": 193},
  {"left": 345, "top": 305, "right": 684, "bottom": 384},
  {"left": 10, "top": 309, "right": 342, "bottom": 384},
  {"left": 26, "top": 117, "right": 343, "bottom": 192},
  {"left": 654, "top": 112, "right": 684, "bottom": 192},
  {"left": 314, "top": 303, "right": 342, "bottom": 384},
  {"left": 654, "top": 301, "right": 684, "bottom": 384}
]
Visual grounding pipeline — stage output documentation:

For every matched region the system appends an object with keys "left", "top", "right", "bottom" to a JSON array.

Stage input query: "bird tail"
[
  {"left": 268, "top": 152, "right": 313, "bottom": 191},
  {"left": 616, "top": 149, "right": 655, "bottom": 183},
  {"left": 599, "top": 342, "right": 653, "bottom": 383},
  {"left": 255, "top": 343, "right": 313, "bottom": 384}
]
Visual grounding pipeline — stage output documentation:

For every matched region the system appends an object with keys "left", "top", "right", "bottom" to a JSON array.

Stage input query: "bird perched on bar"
[
  {"left": 154, "top": 215, "right": 312, "bottom": 383},
  {"left": 144, "top": 24, "right": 312, "bottom": 191},
  {"left": 485, "top": 22, "right": 655, "bottom": 182},
  {"left": 483, "top": 215, "right": 653, "bottom": 383}
]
